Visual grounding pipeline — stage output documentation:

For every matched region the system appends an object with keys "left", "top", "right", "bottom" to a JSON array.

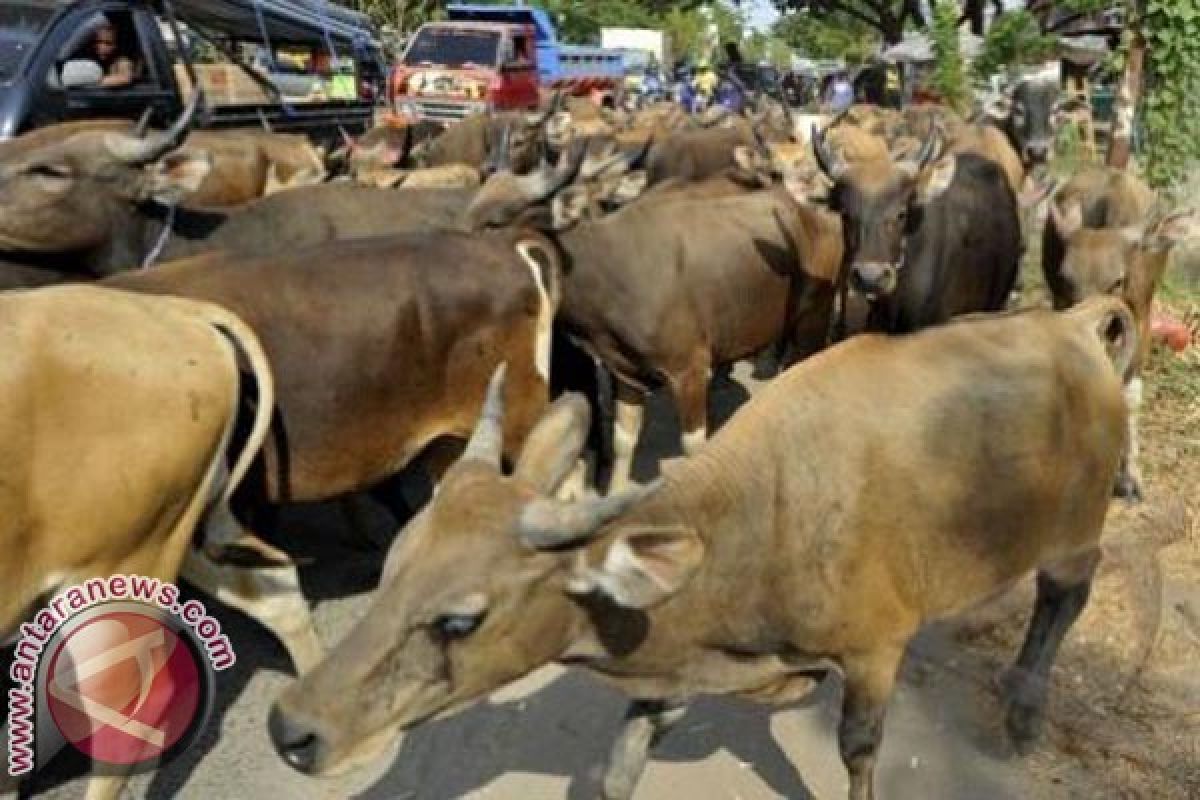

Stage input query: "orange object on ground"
[{"left": 1151, "top": 310, "right": 1192, "bottom": 353}]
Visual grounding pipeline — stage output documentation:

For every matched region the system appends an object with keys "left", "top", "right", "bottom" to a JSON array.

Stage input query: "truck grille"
[{"left": 410, "top": 99, "right": 477, "bottom": 123}]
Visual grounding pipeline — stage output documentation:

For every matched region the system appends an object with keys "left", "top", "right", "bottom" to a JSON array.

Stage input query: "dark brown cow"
[
  {"left": 813, "top": 127, "right": 1022, "bottom": 335},
  {"left": 269, "top": 297, "right": 1135, "bottom": 800}
]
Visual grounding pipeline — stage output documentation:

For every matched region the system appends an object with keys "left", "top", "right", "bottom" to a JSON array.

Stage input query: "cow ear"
[
  {"left": 567, "top": 525, "right": 704, "bottom": 609},
  {"left": 144, "top": 150, "right": 212, "bottom": 204},
  {"left": 984, "top": 94, "right": 1012, "bottom": 122},
  {"left": 733, "top": 145, "right": 757, "bottom": 173},
  {"left": 514, "top": 393, "right": 590, "bottom": 493},
  {"left": 610, "top": 170, "right": 648, "bottom": 207},
  {"left": 916, "top": 154, "right": 956, "bottom": 205},
  {"left": 1141, "top": 209, "right": 1196, "bottom": 252},
  {"left": 1050, "top": 200, "right": 1084, "bottom": 239},
  {"left": 552, "top": 185, "right": 591, "bottom": 230}
]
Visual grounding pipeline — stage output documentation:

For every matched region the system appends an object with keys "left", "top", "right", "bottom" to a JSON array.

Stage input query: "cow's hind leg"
[
  {"left": 610, "top": 382, "right": 645, "bottom": 492},
  {"left": 181, "top": 547, "right": 322, "bottom": 673},
  {"left": 839, "top": 644, "right": 905, "bottom": 800},
  {"left": 1001, "top": 547, "right": 1100, "bottom": 752},
  {"left": 1113, "top": 377, "right": 1144, "bottom": 502},
  {"left": 600, "top": 699, "right": 687, "bottom": 800}
]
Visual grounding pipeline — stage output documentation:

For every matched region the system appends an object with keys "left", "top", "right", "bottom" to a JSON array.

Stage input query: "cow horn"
[
  {"left": 517, "top": 480, "right": 661, "bottom": 550},
  {"left": 812, "top": 124, "right": 845, "bottom": 180},
  {"left": 105, "top": 93, "right": 198, "bottom": 164},
  {"left": 462, "top": 363, "right": 507, "bottom": 468},
  {"left": 513, "top": 138, "right": 584, "bottom": 200},
  {"left": 133, "top": 107, "right": 154, "bottom": 138}
]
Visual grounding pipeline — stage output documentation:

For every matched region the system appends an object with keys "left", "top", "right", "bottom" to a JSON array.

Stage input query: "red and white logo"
[{"left": 41, "top": 606, "right": 211, "bottom": 769}]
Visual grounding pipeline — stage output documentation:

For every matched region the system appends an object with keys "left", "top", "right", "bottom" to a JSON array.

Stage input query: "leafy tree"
[
  {"left": 971, "top": 9, "right": 1057, "bottom": 81},
  {"left": 929, "top": 0, "right": 967, "bottom": 110},
  {"left": 773, "top": 8, "right": 878, "bottom": 62},
  {"left": 772, "top": 1, "right": 926, "bottom": 44},
  {"left": 1140, "top": 0, "right": 1200, "bottom": 185}
]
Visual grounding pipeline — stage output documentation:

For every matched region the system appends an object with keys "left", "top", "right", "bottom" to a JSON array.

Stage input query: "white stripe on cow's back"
[{"left": 516, "top": 241, "right": 554, "bottom": 384}]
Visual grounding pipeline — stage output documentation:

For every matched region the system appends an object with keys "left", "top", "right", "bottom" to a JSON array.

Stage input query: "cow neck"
[{"left": 137, "top": 200, "right": 228, "bottom": 264}]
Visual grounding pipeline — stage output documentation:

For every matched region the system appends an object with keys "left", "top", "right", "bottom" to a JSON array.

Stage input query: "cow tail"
[
  {"left": 1075, "top": 295, "right": 1138, "bottom": 384},
  {"left": 206, "top": 308, "right": 276, "bottom": 508}
]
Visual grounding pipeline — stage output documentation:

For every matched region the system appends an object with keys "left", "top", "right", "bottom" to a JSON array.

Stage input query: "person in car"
[{"left": 90, "top": 20, "right": 135, "bottom": 88}]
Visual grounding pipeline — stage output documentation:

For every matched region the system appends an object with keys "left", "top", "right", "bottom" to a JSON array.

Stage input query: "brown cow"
[
  {"left": 475, "top": 178, "right": 843, "bottom": 489},
  {"left": 269, "top": 296, "right": 1135, "bottom": 800},
  {"left": 1042, "top": 166, "right": 1193, "bottom": 500},
  {"left": 107, "top": 231, "right": 560, "bottom": 508}
]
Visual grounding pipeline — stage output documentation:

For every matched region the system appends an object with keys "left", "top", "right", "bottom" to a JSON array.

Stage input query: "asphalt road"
[{"left": 6, "top": 364, "right": 1103, "bottom": 800}]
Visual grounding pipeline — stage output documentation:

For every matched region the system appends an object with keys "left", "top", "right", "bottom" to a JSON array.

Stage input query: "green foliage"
[
  {"left": 929, "top": 0, "right": 966, "bottom": 111},
  {"left": 536, "top": 0, "right": 660, "bottom": 45},
  {"left": 971, "top": 10, "right": 1057, "bottom": 81},
  {"left": 1142, "top": 0, "right": 1200, "bottom": 187},
  {"left": 772, "top": 9, "right": 878, "bottom": 63}
]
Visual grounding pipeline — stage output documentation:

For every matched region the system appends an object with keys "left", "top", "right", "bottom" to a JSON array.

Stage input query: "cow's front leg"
[
  {"left": 839, "top": 645, "right": 904, "bottom": 800},
  {"left": 668, "top": 357, "right": 711, "bottom": 457},
  {"left": 1002, "top": 547, "right": 1099, "bottom": 752},
  {"left": 600, "top": 699, "right": 688, "bottom": 800}
]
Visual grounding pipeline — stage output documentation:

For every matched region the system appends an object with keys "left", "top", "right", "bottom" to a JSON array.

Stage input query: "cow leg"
[
  {"left": 83, "top": 774, "right": 129, "bottom": 800},
  {"left": 181, "top": 547, "right": 323, "bottom": 674},
  {"left": 610, "top": 383, "right": 645, "bottom": 492},
  {"left": 839, "top": 645, "right": 904, "bottom": 800},
  {"left": 600, "top": 699, "right": 688, "bottom": 800},
  {"left": 1113, "top": 377, "right": 1143, "bottom": 502},
  {"left": 1001, "top": 547, "right": 1100, "bottom": 752},
  {"left": 668, "top": 360, "right": 710, "bottom": 457}
]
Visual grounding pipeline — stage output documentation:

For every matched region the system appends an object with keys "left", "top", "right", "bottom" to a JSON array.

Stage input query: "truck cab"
[
  {"left": 390, "top": 18, "right": 538, "bottom": 124},
  {"left": 390, "top": 3, "right": 623, "bottom": 125},
  {"left": 0, "top": 0, "right": 386, "bottom": 142}
]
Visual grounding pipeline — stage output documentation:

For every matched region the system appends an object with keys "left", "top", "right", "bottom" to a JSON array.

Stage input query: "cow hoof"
[
  {"left": 1112, "top": 473, "right": 1144, "bottom": 504},
  {"left": 999, "top": 667, "right": 1046, "bottom": 754},
  {"left": 1005, "top": 703, "right": 1044, "bottom": 755}
]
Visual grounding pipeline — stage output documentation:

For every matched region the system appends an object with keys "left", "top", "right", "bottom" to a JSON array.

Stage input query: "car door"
[{"left": 31, "top": 5, "right": 178, "bottom": 130}]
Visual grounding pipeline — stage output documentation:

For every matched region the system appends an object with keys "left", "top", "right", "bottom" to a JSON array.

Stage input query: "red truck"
[{"left": 389, "top": 3, "right": 626, "bottom": 124}]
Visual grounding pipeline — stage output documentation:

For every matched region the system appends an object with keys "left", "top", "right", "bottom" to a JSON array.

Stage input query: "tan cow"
[
  {"left": 0, "top": 285, "right": 322, "bottom": 799},
  {"left": 0, "top": 285, "right": 321, "bottom": 661},
  {"left": 1042, "top": 166, "right": 1193, "bottom": 500},
  {"left": 270, "top": 297, "right": 1134, "bottom": 800}
]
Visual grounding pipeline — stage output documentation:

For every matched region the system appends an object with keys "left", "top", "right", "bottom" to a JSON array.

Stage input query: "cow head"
[
  {"left": 268, "top": 368, "right": 700, "bottom": 776},
  {"left": 1046, "top": 200, "right": 1195, "bottom": 311},
  {"left": 813, "top": 124, "right": 955, "bottom": 297},
  {"left": 984, "top": 76, "right": 1073, "bottom": 167},
  {"left": 0, "top": 97, "right": 208, "bottom": 256},
  {"left": 468, "top": 136, "right": 647, "bottom": 230}
]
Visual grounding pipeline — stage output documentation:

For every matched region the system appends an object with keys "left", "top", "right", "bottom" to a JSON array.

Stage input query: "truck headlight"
[{"left": 396, "top": 100, "right": 419, "bottom": 118}]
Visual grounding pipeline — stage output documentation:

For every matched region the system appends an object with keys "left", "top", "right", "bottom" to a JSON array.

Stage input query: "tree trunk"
[{"left": 1106, "top": 26, "right": 1145, "bottom": 169}]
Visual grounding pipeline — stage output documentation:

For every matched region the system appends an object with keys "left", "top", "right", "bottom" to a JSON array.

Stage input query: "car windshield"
[
  {"left": 0, "top": 2, "right": 55, "bottom": 85},
  {"left": 403, "top": 28, "right": 499, "bottom": 68}
]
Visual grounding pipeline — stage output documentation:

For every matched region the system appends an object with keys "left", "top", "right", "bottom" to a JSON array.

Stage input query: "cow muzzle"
[
  {"left": 269, "top": 705, "right": 326, "bottom": 774},
  {"left": 1023, "top": 140, "right": 1051, "bottom": 165},
  {"left": 850, "top": 261, "right": 899, "bottom": 297}
]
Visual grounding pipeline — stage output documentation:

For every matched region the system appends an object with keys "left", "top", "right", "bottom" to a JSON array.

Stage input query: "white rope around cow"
[{"left": 141, "top": 203, "right": 176, "bottom": 269}]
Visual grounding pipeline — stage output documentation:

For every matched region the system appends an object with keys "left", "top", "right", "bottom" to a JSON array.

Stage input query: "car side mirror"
[{"left": 61, "top": 59, "right": 104, "bottom": 89}]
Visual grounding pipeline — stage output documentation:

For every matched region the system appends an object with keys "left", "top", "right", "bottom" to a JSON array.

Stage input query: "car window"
[{"left": 0, "top": 2, "right": 55, "bottom": 85}]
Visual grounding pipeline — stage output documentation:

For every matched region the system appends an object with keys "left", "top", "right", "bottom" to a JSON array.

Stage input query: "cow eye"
[
  {"left": 433, "top": 612, "right": 485, "bottom": 640},
  {"left": 1109, "top": 276, "right": 1126, "bottom": 293},
  {"left": 29, "top": 163, "right": 71, "bottom": 180}
]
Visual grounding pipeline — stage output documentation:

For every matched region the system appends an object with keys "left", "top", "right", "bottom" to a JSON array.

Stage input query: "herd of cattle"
[{"left": 0, "top": 71, "right": 1193, "bottom": 800}]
